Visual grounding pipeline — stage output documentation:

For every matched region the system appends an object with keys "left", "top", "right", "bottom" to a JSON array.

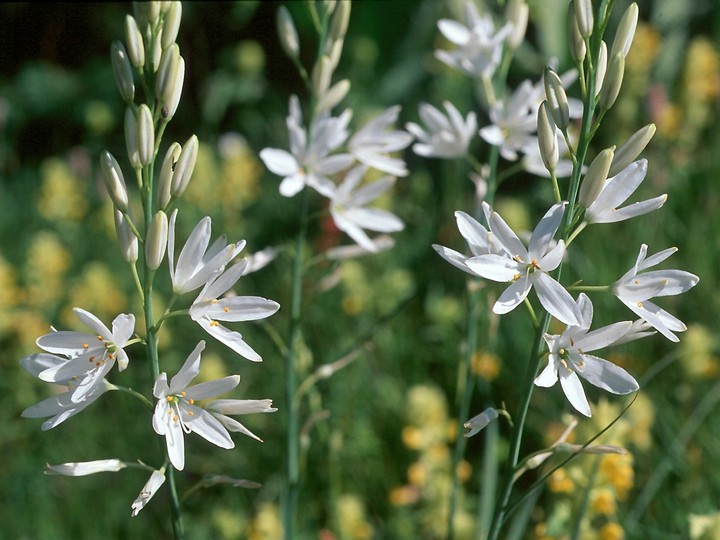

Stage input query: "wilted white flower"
[
  {"left": 406, "top": 101, "right": 477, "bottom": 158},
  {"left": 45, "top": 459, "right": 126, "bottom": 476},
  {"left": 534, "top": 293, "right": 640, "bottom": 417},
  {"left": 348, "top": 106, "right": 412, "bottom": 176},
  {"left": 131, "top": 468, "right": 166, "bottom": 517}
]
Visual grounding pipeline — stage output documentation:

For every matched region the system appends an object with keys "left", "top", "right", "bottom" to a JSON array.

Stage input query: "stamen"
[
  {"left": 513, "top": 273, "right": 521, "bottom": 281},
  {"left": 95, "top": 360, "right": 103, "bottom": 367},
  {"left": 531, "top": 259, "right": 540, "bottom": 269},
  {"left": 188, "top": 399, "right": 194, "bottom": 405},
  {"left": 223, "top": 307, "right": 229, "bottom": 313},
  {"left": 188, "top": 411, "right": 194, "bottom": 416},
  {"left": 172, "top": 415, "right": 178, "bottom": 422},
  {"left": 569, "top": 338, "right": 574, "bottom": 347},
  {"left": 97, "top": 335, "right": 104, "bottom": 341},
  {"left": 577, "top": 360, "right": 584, "bottom": 368},
  {"left": 166, "top": 396, "right": 174, "bottom": 402},
  {"left": 634, "top": 280, "right": 640, "bottom": 284},
  {"left": 636, "top": 301, "right": 643, "bottom": 308},
  {"left": 88, "top": 355, "right": 96, "bottom": 363},
  {"left": 559, "top": 348, "right": 566, "bottom": 355},
  {"left": 108, "top": 353, "right": 115, "bottom": 360},
  {"left": 181, "top": 391, "right": 186, "bottom": 397},
  {"left": 211, "top": 299, "right": 219, "bottom": 304},
  {"left": 82, "top": 343, "right": 89, "bottom": 349},
  {"left": 209, "top": 320, "right": 220, "bottom": 327}
]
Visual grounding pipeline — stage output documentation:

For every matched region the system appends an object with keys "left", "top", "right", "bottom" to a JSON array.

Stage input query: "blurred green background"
[{"left": 2, "top": 1, "right": 720, "bottom": 538}]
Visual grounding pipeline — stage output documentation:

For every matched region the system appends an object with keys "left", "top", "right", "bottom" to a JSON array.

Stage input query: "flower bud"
[
  {"left": 124, "top": 107, "right": 141, "bottom": 169},
  {"left": 544, "top": 68, "right": 569, "bottom": 130},
  {"left": 610, "top": 2, "right": 638, "bottom": 59},
  {"left": 137, "top": 104, "right": 155, "bottom": 166},
  {"left": 151, "top": 32, "right": 163, "bottom": 73},
  {"left": 316, "top": 79, "right": 350, "bottom": 114},
  {"left": 171, "top": 134, "right": 198, "bottom": 198},
  {"left": 537, "top": 101, "right": 558, "bottom": 172},
  {"left": 595, "top": 41, "right": 607, "bottom": 97},
  {"left": 100, "top": 151, "right": 129, "bottom": 211},
  {"left": 505, "top": 0, "right": 529, "bottom": 50},
  {"left": 276, "top": 6, "right": 299, "bottom": 60},
  {"left": 312, "top": 55, "right": 333, "bottom": 98},
  {"left": 156, "top": 43, "right": 180, "bottom": 107},
  {"left": 158, "top": 142, "right": 181, "bottom": 208},
  {"left": 147, "top": 2, "right": 161, "bottom": 25},
  {"left": 145, "top": 210, "right": 168, "bottom": 271},
  {"left": 46, "top": 459, "right": 126, "bottom": 476},
  {"left": 326, "top": 39, "right": 344, "bottom": 71},
  {"left": 579, "top": 147, "right": 614, "bottom": 207},
  {"left": 567, "top": 2, "right": 586, "bottom": 63},
  {"left": 114, "top": 209, "right": 138, "bottom": 263},
  {"left": 598, "top": 52, "right": 625, "bottom": 110},
  {"left": 464, "top": 408, "right": 500, "bottom": 438},
  {"left": 574, "top": 0, "right": 594, "bottom": 38},
  {"left": 609, "top": 123, "right": 656, "bottom": 177},
  {"left": 162, "top": 2, "right": 182, "bottom": 49},
  {"left": 125, "top": 16, "right": 145, "bottom": 68},
  {"left": 329, "top": 0, "right": 351, "bottom": 44},
  {"left": 111, "top": 41, "right": 134, "bottom": 103},
  {"left": 161, "top": 55, "right": 184, "bottom": 121}
]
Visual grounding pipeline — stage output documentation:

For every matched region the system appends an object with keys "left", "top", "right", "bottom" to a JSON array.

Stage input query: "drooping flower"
[
  {"left": 260, "top": 95, "right": 353, "bottom": 197},
  {"left": 329, "top": 165, "right": 404, "bottom": 252},
  {"left": 36, "top": 308, "right": 135, "bottom": 403},
  {"left": 434, "top": 1, "right": 511, "bottom": 79},
  {"left": 131, "top": 468, "right": 166, "bottom": 517},
  {"left": 465, "top": 202, "right": 582, "bottom": 325},
  {"left": 406, "top": 101, "right": 477, "bottom": 158},
  {"left": 152, "top": 341, "right": 274, "bottom": 470},
  {"left": 613, "top": 244, "right": 699, "bottom": 342},
  {"left": 534, "top": 293, "right": 640, "bottom": 417},
  {"left": 188, "top": 260, "right": 280, "bottom": 361},
  {"left": 45, "top": 459, "right": 126, "bottom": 476},
  {"left": 168, "top": 210, "right": 245, "bottom": 295},
  {"left": 583, "top": 159, "right": 667, "bottom": 223},
  {"left": 348, "top": 106, "right": 412, "bottom": 176}
]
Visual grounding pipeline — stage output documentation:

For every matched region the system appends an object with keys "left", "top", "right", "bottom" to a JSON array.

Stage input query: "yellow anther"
[
  {"left": 513, "top": 273, "right": 521, "bottom": 281},
  {"left": 188, "top": 399, "right": 194, "bottom": 405},
  {"left": 223, "top": 307, "right": 229, "bottom": 313},
  {"left": 181, "top": 391, "right": 186, "bottom": 397},
  {"left": 559, "top": 348, "right": 566, "bottom": 355},
  {"left": 577, "top": 360, "right": 584, "bottom": 368},
  {"left": 72, "top": 376, "right": 78, "bottom": 380},
  {"left": 209, "top": 320, "right": 219, "bottom": 327},
  {"left": 188, "top": 411, "right": 194, "bottom": 416},
  {"left": 82, "top": 343, "right": 89, "bottom": 349},
  {"left": 88, "top": 356, "right": 96, "bottom": 363},
  {"left": 531, "top": 259, "right": 540, "bottom": 270},
  {"left": 108, "top": 353, "right": 115, "bottom": 360},
  {"left": 166, "top": 396, "right": 174, "bottom": 402},
  {"left": 634, "top": 280, "right": 640, "bottom": 284},
  {"left": 95, "top": 360, "right": 103, "bottom": 367},
  {"left": 97, "top": 335, "right": 104, "bottom": 341},
  {"left": 560, "top": 359, "right": 569, "bottom": 369},
  {"left": 211, "top": 299, "right": 219, "bottom": 304},
  {"left": 104, "top": 343, "right": 111, "bottom": 348},
  {"left": 569, "top": 338, "right": 574, "bottom": 347},
  {"left": 637, "top": 301, "right": 643, "bottom": 308},
  {"left": 172, "top": 415, "right": 178, "bottom": 422}
]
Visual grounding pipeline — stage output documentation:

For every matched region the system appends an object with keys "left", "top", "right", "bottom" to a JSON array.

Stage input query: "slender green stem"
[
  {"left": 567, "top": 284, "right": 609, "bottom": 292},
  {"left": 284, "top": 187, "right": 310, "bottom": 540},
  {"left": 113, "top": 385, "right": 154, "bottom": 408},
  {"left": 550, "top": 171, "right": 561, "bottom": 203}
]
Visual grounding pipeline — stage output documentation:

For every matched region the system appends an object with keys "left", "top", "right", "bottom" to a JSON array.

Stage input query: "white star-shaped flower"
[
  {"left": 534, "top": 293, "right": 640, "bottom": 417},
  {"left": 406, "top": 101, "right": 477, "bottom": 158},
  {"left": 348, "top": 106, "right": 412, "bottom": 177},
  {"left": 465, "top": 202, "right": 582, "bottom": 325},
  {"left": 613, "top": 244, "right": 699, "bottom": 342}
]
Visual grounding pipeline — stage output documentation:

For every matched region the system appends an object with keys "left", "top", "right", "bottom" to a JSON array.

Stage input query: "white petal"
[
  {"left": 204, "top": 296, "right": 280, "bottom": 322},
  {"left": 588, "top": 195, "right": 666, "bottom": 224},
  {"left": 279, "top": 173, "right": 307, "bottom": 197},
  {"left": 165, "top": 417, "right": 186, "bottom": 470},
  {"left": 588, "top": 159, "right": 647, "bottom": 213},
  {"left": 489, "top": 210, "right": 527, "bottom": 260},
  {"left": 169, "top": 341, "right": 205, "bottom": 393},
  {"left": 493, "top": 276, "right": 532, "bottom": 314},
  {"left": 210, "top": 413, "right": 263, "bottom": 442},
  {"left": 528, "top": 203, "right": 565, "bottom": 261},
  {"left": 538, "top": 240, "right": 565, "bottom": 272},
  {"left": 479, "top": 125, "right": 505, "bottom": 146},
  {"left": 455, "top": 211, "right": 491, "bottom": 255},
  {"left": 533, "top": 272, "right": 582, "bottom": 326},
  {"left": 560, "top": 371, "right": 591, "bottom": 417},
  {"left": 437, "top": 19, "right": 471, "bottom": 45},
  {"left": 174, "top": 217, "right": 212, "bottom": 289},
  {"left": 183, "top": 404, "right": 234, "bottom": 449},
  {"left": 432, "top": 245, "right": 475, "bottom": 276},
  {"left": 575, "top": 322, "right": 632, "bottom": 352},
  {"left": 198, "top": 319, "right": 263, "bottom": 361},
  {"left": 20, "top": 353, "right": 66, "bottom": 377},
  {"left": 343, "top": 208, "right": 404, "bottom": 233},
  {"left": 534, "top": 361, "right": 558, "bottom": 387},
  {"left": 576, "top": 354, "right": 639, "bottom": 395},
  {"left": 111, "top": 313, "right": 135, "bottom": 346},
  {"left": 36, "top": 331, "right": 98, "bottom": 356},
  {"left": 207, "top": 398, "right": 277, "bottom": 415},
  {"left": 46, "top": 459, "right": 126, "bottom": 476},
  {"left": 131, "top": 469, "right": 166, "bottom": 517},
  {"left": 259, "top": 148, "right": 299, "bottom": 176},
  {"left": 73, "top": 308, "right": 113, "bottom": 340},
  {"left": 466, "top": 254, "right": 520, "bottom": 281},
  {"left": 185, "top": 375, "right": 240, "bottom": 400}
]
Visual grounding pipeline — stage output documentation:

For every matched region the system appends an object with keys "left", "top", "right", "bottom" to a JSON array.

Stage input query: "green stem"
[{"left": 284, "top": 187, "right": 310, "bottom": 540}]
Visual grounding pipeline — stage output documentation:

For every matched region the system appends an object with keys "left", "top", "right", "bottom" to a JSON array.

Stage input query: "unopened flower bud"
[
  {"left": 505, "top": 0, "right": 529, "bottom": 50},
  {"left": 151, "top": 32, "right": 162, "bottom": 73},
  {"left": 46, "top": 459, "right": 126, "bottom": 476},
  {"left": 158, "top": 142, "right": 181, "bottom": 208},
  {"left": 276, "top": 6, "right": 299, "bottom": 60},
  {"left": 329, "top": 0, "right": 351, "bottom": 44},
  {"left": 312, "top": 55, "right": 333, "bottom": 98},
  {"left": 464, "top": 408, "right": 499, "bottom": 438},
  {"left": 137, "top": 104, "right": 155, "bottom": 166},
  {"left": 326, "top": 39, "right": 344, "bottom": 71},
  {"left": 610, "top": 2, "right": 638, "bottom": 59},
  {"left": 114, "top": 209, "right": 138, "bottom": 263},
  {"left": 125, "top": 107, "right": 141, "bottom": 169},
  {"left": 146, "top": 210, "right": 168, "bottom": 271},
  {"left": 595, "top": 41, "right": 607, "bottom": 97},
  {"left": 171, "top": 134, "right": 198, "bottom": 198},
  {"left": 163, "top": 56, "right": 184, "bottom": 120},
  {"left": 147, "top": 2, "right": 161, "bottom": 25},
  {"left": 544, "top": 68, "right": 569, "bottom": 130},
  {"left": 111, "top": 41, "right": 134, "bottom": 103},
  {"left": 125, "top": 16, "right": 145, "bottom": 68},
  {"left": 574, "top": 0, "right": 594, "bottom": 38},
  {"left": 537, "top": 101, "right": 558, "bottom": 172},
  {"left": 162, "top": 2, "right": 182, "bottom": 49},
  {"left": 567, "top": 2, "right": 586, "bottom": 63},
  {"left": 609, "top": 123, "right": 656, "bottom": 177},
  {"left": 579, "top": 147, "right": 614, "bottom": 207},
  {"left": 100, "top": 151, "right": 129, "bottom": 211},
  {"left": 316, "top": 79, "right": 350, "bottom": 114},
  {"left": 156, "top": 44, "right": 180, "bottom": 106},
  {"left": 599, "top": 52, "right": 625, "bottom": 110}
]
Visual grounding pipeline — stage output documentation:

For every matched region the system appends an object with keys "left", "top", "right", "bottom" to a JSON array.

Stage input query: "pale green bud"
[
  {"left": 147, "top": 2, "right": 161, "bottom": 25},
  {"left": 505, "top": 0, "right": 529, "bottom": 50},
  {"left": 595, "top": 41, "right": 607, "bottom": 98},
  {"left": 537, "top": 101, "right": 558, "bottom": 172},
  {"left": 329, "top": 1, "right": 351, "bottom": 44},
  {"left": 312, "top": 55, "right": 333, "bottom": 98},
  {"left": 111, "top": 41, "right": 134, "bottom": 103},
  {"left": 114, "top": 209, "right": 138, "bottom": 263},
  {"left": 156, "top": 43, "right": 180, "bottom": 107},
  {"left": 163, "top": 56, "right": 184, "bottom": 121},
  {"left": 568, "top": 2, "right": 586, "bottom": 63},
  {"left": 610, "top": 3, "right": 638, "bottom": 59},
  {"left": 325, "top": 0, "right": 337, "bottom": 15},
  {"left": 162, "top": 2, "right": 182, "bottom": 49},
  {"left": 579, "top": 147, "right": 614, "bottom": 207},
  {"left": 137, "top": 104, "right": 155, "bottom": 167},
  {"left": 544, "top": 68, "right": 569, "bottom": 130},
  {"left": 124, "top": 107, "right": 141, "bottom": 169},
  {"left": 326, "top": 38, "right": 344, "bottom": 71},
  {"left": 575, "top": 0, "right": 594, "bottom": 38},
  {"left": 599, "top": 52, "right": 625, "bottom": 110},
  {"left": 151, "top": 32, "right": 163, "bottom": 73},
  {"left": 100, "top": 151, "right": 129, "bottom": 212},
  {"left": 276, "top": 6, "right": 299, "bottom": 60},
  {"left": 316, "top": 79, "right": 350, "bottom": 114},
  {"left": 464, "top": 408, "right": 500, "bottom": 438},
  {"left": 158, "top": 142, "right": 181, "bottom": 209},
  {"left": 145, "top": 210, "right": 168, "bottom": 271},
  {"left": 609, "top": 123, "right": 656, "bottom": 177},
  {"left": 125, "top": 16, "right": 145, "bottom": 68},
  {"left": 171, "top": 135, "right": 198, "bottom": 198}
]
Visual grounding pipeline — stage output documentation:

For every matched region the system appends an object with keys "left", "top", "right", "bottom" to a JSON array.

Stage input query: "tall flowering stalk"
[{"left": 19, "top": 3, "right": 279, "bottom": 538}]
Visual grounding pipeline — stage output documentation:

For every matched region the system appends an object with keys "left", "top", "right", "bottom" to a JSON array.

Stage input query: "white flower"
[
  {"left": 432, "top": 203, "right": 502, "bottom": 275},
  {"left": 326, "top": 235, "right": 395, "bottom": 260},
  {"left": 406, "top": 101, "right": 477, "bottom": 158},
  {"left": 260, "top": 95, "right": 353, "bottom": 198},
  {"left": 434, "top": 1, "right": 511, "bottom": 79},
  {"left": 465, "top": 202, "right": 582, "bottom": 325},
  {"left": 479, "top": 80, "right": 537, "bottom": 160},
  {"left": 168, "top": 210, "right": 245, "bottom": 295},
  {"left": 329, "top": 165, "right": 404, "bottom": 252},
  {"left": 348, "top": 105, "right": 412, "bottom": 176},
  {"left": 584, "top": 159, "right": 667, "bottom": 223},
  {"left": 36, "top": 308, "right": 135, "bottom": 403},
  {"left": 45, "top": 459, "right": 126, "bottom": 476},
  {"left": 131, "top": 469, "right": 166, "bottom": 517},
  {"left": 153, "top": 342, "right": 238, "bottom": 470},
  {"left": 206, "top": 399, "right": 277, "bottom": 442},
  {"left": 189, "top": 260, "right": 280, "bottom": 361},
  {"left": 534, "top": 293, "right": 640, "bottom": 417},
  {"left": 613, "top": 244, "right": 699, "bottom": 342}
]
